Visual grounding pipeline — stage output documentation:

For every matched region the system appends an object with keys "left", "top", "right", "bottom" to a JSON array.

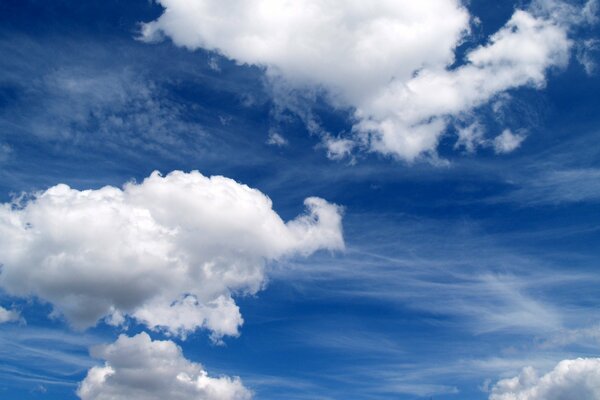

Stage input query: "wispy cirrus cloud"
[
  {"left": 0, "top": 325, "right": 102, "bottom": 388},
  {"left": 501, "top": 168, "right": 600, "bottom": 205},
  {"left": 0, "top": 38, "right": 206, "bottom": 159},
  {"left": 273, "top": 213, "right": 593, "bottom": 335}
]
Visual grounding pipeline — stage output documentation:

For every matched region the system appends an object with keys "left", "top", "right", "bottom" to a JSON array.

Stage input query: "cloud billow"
[
  {"left": 78, "top": 333, "right": 252, "bottom": 400},
  {"left": 490, "top": 358, "right": 600, "bottom": 400},
  {"left": 140, "top": 0, "right": 591, "bottom": 161},
  {"left": 0, "top": 170, "right": 344, "bottom": 340}
]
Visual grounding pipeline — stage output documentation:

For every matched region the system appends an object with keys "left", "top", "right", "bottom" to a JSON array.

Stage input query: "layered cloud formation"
[
  {"left": 140, "top": 0, "right": 590, "bottom": 161},
  {"left": 78, "top": 333, "right": 252, "bottom": 400},
  {"left": 490, "top": 358, "right": 600, "bottom": 400},
  {"left": 0, "top": 170, "right": 344, "bottom": 339}
]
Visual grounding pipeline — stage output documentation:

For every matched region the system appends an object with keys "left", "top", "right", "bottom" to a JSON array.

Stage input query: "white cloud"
[
  {"left": 0, "top": 170, "right": 344, "bottom": 340},
  {"left": 266, "top": 130, "right": 288, "bottom": 147},
  {"left": 539, "top": 323, "right": 600, "bottom": 348},
  {"left": 494, "top": 129, "right": 526, "bottom": 154},
  {"left": 141, "top": 0, "right": 584, "bottom": 161},
  {"left": 77, "top": 332, "right": 252, "bottom": 400},
  {"left": 323, "top": 136, "right": 356, "bottom": 161},
  {"left": 489, "top": 358, "right": 600, "bottom": 400},
  {"left": 0, "top": 306, "right": 21, "bottom": 324},
  {"left": 455, "top": 122, "right": 486, "bottom": 153}
]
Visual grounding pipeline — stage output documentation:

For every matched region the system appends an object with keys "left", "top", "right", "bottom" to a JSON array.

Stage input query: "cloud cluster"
[
  {"left": 78, "top": 333, "right": 252, "bottom": 400},
  {"left": 0, "top": 170, "right": 344, "bottom": 339},
  {"left": 490, "top": 358, "right": 600, "bottom": 400},
  {"left": 141, "top": 0, "right": 586, "bottom": 161}
]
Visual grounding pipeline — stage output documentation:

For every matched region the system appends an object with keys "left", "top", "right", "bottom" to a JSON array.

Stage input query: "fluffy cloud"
[
  {"left": 489, "top": 358, "right": 600, "bottom": 400},
  {"left": 494, "top": 129, "right": 526, "bottom": 154},
  {"left": 78, "top": 333, "right": 251, "bottom": 400},
  {"left": 0, "top": 170, "right": 344, "bottom": 340},
  {"left": 0, "top": 306, "right": 21, "bottom": 324},
  {"left": 140, "top": 0, "right": 586, "bottom": 161}
]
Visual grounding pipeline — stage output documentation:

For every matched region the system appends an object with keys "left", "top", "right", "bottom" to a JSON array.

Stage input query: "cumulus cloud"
[
  {"left": 140, "top": 0, "right": 587, "bottom": 161},
  {"left": 78, "top": 332, "right": 251, "bottom": 400},
  {"left": 494, "top": 129, "right": 526, "bottom": 154},
  {"left": 489, "top": 358, "right": 600, "bottom": 400},
  {"left": 0, "top": 306, "right": 21, "bottom": 324},
  {"left": 0, "top": 170, "right": 344, "bottom": 340}
]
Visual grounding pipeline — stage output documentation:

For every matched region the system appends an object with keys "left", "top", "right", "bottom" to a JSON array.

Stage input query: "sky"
[{"left": 0, "top": 0, "right": 600, "bottom": 399}]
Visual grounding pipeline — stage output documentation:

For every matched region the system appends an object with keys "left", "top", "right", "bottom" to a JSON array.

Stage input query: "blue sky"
[{"left": 1, "top": 0, "right": 600, "bottom": 399}]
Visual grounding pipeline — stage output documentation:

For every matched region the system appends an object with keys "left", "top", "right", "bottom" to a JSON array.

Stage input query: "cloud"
[
  {"left": 498, "top": 168, "right": 600, "bottom": 205},
  {"left": 33, "top": 69, "right": 204, "bottom": 157},
  {"left": 0, "top": 306, "right": 21, "bottom": 324},
  {"left": 323, "top": 136, "right": 356, "bottom": 161},
  {"left": 455, "top": 122, "right": 486, "bottom": 153},
  {"left": 489, "top": 358, "right": 600, "bottom": 400},
  {"left": 577, "top": 38, "right": 600, "bottom": 75},
  {"left": 274, "top": 213, "right": 590, "bottom": 335},
  {"left": 77, "top": 332, "right": 252, "bottom": 400},
  {"left": 0, "top": 170, "right": 344, "bottom": 340},
  {"left": 0, "top": 37, "right": 209, "bottom": 160},
  {"left": 0, "top": 326, "right": 100, "bottom": 387},
  {"left": 266, "top": 130, "right": 288, "bottom": 147},
  {"left": 539, "top": 324, "right": 600, "bottom": 349},
  {"left": 494, "top": 129, "right": 526, "bottom": 154},
  {"left": 140, "top": 0, "right": 585, "bottom": 161}
]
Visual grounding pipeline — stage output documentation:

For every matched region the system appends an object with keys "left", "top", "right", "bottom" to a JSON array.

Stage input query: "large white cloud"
[
  {"left": 489, "top": 358, "right": 600, "bottom": 400},
  {"left": 0, "top": 170, "right": 344, "bottom": 340},
  {"left": 78, "top": 332, "right": 252, "bottom": 400},
  {"left": 140, "top": 0, "right": 588, "bottom": 161}
]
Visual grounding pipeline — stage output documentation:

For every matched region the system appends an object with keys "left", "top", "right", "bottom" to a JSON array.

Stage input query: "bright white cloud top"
[
  {"left": 140, "top": 0, "right": 589, "bottom": 161},
  {"left": 489, "top": 358, "right": 600, "bottom": 400},
  {"left": 77, "top": 332, "right": 252, "bottom": 400},
  {"left": 0, "top": 170, "right": 344, "bottom": 340}
]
